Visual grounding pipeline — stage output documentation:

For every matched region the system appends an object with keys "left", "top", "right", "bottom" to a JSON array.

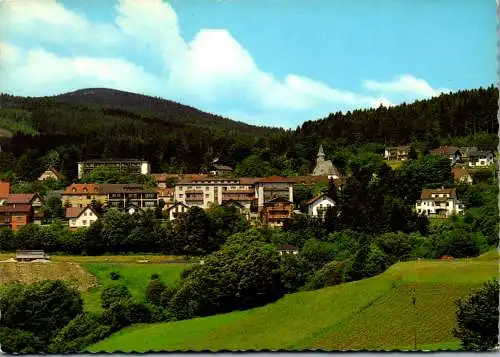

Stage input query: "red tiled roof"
[
  {"left": 0, "top": 204, "right": 32, "bottom": 213},
  {"left": 7, "top": 194, "right": 36, "bottom": 204},
  {"left": 156, "top": 187, "right": 174, "bottom": 196},
  {"left": 256, "top": 176, "right": 296, "bottom": 183},
  {"left": 65, "top": 206, "right": 97, "bottom": 219},
  {"left": 63, "top": 184, "right": 101, "bottom": 195},
  {"left": 238, "top": 177, "right": 262, "bottom": 185},
  {"left": 430, "top": 146, "right": 459, "bottom": 155},
  {"left": 65, "top": 207, "right": 84, "bottom": 218},
  {"left": 451, "top": 167, "right": 470, "bottom": 179}
]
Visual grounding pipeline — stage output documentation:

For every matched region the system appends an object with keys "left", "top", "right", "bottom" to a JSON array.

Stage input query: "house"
[
  {"left": 157, "top": 187, "right": 175, "bottom": 210},
  {"left": 221, "top": 199, "right": 251, "bottom": 220},
  {"left": 312, "top": 145, "right": 340, "bottom": 179},
  {"left": 451, "top": 167, "right": 473, "bottom": 185},
  {"left": 415, "top": 187, "right": 465, "bottom": 218},
  {"left": 260, "top": 197, "right": 294, "bottom": 228},
  {"left": 6, "top": 193, "right": 44, "bottom": 224},
  {"left": 278, "top": 244, "right": 299, "bottom": 256},
  {"left": 15, "top": 250, "right": 49, "bottom": 262},
  {"left": 209, "top": 163, "right": 233, "bottom": 176},
  {"left": 304, "top": 194, "right": 336, "bottom": 218},
  {"left": 65, "top": 206, "right": 99, "bottom": 231},
  {"left": 464, "top": 149, "right": 495, "bottom": 167},
  {"left": 430, "top": 146, "right": 461, "bottom": 164},
  {"left": 0, "top": 204, "right": 34, "bottom": 231},
  {"left": 254, "top": 176, "right": 295, "bottom": 210},
  {"left": 77, "top": 159, "right": 150, "bottom": 179},
  {"left": 100, "top": 184, "right": 158, "bottom": 210},
  {"left": 384, "top": 146, "right": 411, "bottom": 161},
  {"left": 62, "top": 184, "right": 106, "bottom": 208},
  {"left": 38, "top": 166, "right": 63, "bottom": 181},
  {"left": 166, "top": 202, "right": 189, "bottom": 221}
]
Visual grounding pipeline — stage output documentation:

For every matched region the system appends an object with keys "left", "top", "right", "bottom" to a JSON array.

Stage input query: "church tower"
[{"left": 317, "top": 144, "right": 325, "bottom": 163}]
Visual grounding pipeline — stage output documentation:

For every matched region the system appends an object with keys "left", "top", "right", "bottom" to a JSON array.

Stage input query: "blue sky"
[{"left": 0, "top": 0, "right": 496, "bottom": 129}]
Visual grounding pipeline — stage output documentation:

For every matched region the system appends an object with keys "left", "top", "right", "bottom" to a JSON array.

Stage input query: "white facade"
[
  {"left": 175, "top": 179, "right": 255, "bottom": 210},
  {"left": 167, "top": 202, "right": 189, "bottom": 221},
  {"left": 415, "top": 190, "right": 465, "bottom": 218},
  {"left": 68, "top": 207, "right": 98, "bottom": 230},
  {"left": 307, "top": 195, "right": 336, "bottom": 217},
  {"left": 467, "top": 155, "right": 495, "bottom": 167}
]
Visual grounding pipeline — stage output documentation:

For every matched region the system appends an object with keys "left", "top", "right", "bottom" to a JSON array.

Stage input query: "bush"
[
  {"left": 110, "top": 272, "right": 120, "bottom": 280},
  {"left": 279, "top": 253, "right": 311, "bottom": 293},
  {"left": 303, "top": 261, "right": 347, "bottom": 291},
  {"left": 453, "top": 279, "right": 499, "bottom": 351},
  {"left": 101, "top": 300, "right": 151, "bottom": 332},
  {"left": 146, "top": 279, "right": 166, "bottom": 306},
  {"left": 100, "top": 284, "right": 132, "bottom": 309},
  {"left": 48, "top": 312, "right": 111, "bottom": 353},
  {"left": 150, "top": 273, "right": 160, "bottom": 280}
]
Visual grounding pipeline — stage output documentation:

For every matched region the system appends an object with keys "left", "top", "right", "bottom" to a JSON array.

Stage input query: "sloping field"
[
  {"left": 88, "top": 250, "right": 498, "bottom": 352},
  {"left": 0, "top": 261, "right": 98, "bottom": 292},
  {"left": 81, "top": 263, "right": 188, "bottom": 313}
]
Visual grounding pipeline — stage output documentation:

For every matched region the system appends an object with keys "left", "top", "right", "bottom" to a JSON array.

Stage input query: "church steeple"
[{"left": 317, "top": 145, "right": 325, "bottom": 162}]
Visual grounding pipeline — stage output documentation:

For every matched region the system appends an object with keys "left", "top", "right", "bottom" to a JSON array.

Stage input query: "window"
[
  {"left": 82, "top": 220, "right": 87, "bottom": 224},
  {"left": 179, "top": 194, "right": 183, "bottom": 198},
  {"left": 71, "top": 219, "right": 77, "bottom": 225},
  {"left": 205, "top": 187, "right": 209, "bottom": 191},
  {"left": 83, "top": 212, "right": 87, "bottom": 216},
  {"left": 205, "top": 194, "right": 209, "bottom": 198},
  {"left": 86, "top": 195, "right": 91, "bottom": 199},
  {"left": 196, "top": 186, "right": 201, "bottom": 190},
  {"left": 83, "top": 188, "right": 88, "bottom": 193},
  {"left": 72, "top": 188, "right": 76, "bottom": 192},
  {"left": 179, "top": 186, "right": 183, "bottom": 191}
]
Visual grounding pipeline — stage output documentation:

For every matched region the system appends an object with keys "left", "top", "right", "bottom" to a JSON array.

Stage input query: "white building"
[
  {"left": 415, "top": 187, "right": 465, "bottom": 218},
  {"left": 174, "top": 177, "right": 257, "bottom": 210},
  {"left": 65, "top": 206, "right": 99, "bottom": 230},
  {"left": 166, "top": 202, "right": 189, "bottom": 221},
  {"left": 304, "top": 194, "right": 336, "bottom": 218}
]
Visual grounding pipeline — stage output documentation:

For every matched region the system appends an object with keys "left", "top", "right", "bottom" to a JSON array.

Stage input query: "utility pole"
[{"left": 412, "top": 287, "right": 417, "bottom": 350}]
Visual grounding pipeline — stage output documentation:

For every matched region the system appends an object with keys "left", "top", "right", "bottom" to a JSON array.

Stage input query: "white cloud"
[
  {"left": 0, "top": 0, "right": 446, "bottom": 128},
  {"left": 363, "top": 74, "right": 450, "bottom": 98}
]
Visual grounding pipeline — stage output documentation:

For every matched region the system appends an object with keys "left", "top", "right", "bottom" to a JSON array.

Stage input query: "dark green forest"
[{"left": 0, "top": 85, "right": 497, "bottom": 182}]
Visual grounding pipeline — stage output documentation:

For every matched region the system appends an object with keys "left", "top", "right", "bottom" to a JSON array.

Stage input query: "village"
[{"left": 0, "top": 144, "right": 494, "bottom": 234}]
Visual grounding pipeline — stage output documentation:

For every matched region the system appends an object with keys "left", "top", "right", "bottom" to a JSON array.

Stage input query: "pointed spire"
[{"left": 317, "top": 145, "right": 325, "bottom": 160}]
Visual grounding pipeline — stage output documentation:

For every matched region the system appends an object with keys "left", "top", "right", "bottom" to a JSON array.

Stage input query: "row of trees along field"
[{"left": 0, "top": 86, "right": 497, "bottom": 181}]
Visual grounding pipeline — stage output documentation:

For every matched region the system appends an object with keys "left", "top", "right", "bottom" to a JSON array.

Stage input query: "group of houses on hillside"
[
  {"left": 0, "top": 143, "right": 490, "bottom": 232},
  {"left": 384, "top": 144, "right": 495, "bottom": 168}
]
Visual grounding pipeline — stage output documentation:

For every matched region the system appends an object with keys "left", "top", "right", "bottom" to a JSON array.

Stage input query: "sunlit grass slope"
[
  {"left": 81, "top": 263, "right": 187, "bottom": 313},
  {"left": 88, "top": 250, "right": 498, "bottom": 352}
]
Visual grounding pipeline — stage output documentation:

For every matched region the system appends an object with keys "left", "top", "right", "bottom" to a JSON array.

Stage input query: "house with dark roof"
[
  {"left": 260, "top": 197, "right": 294, "bottom": 228},
  {"left": 65, "top": 205, "right": 99, "bottom": 231},
  {"left": 278, "top": 244, "right": 299, "bottom": 255},
  {"left": 6, "top": 193, "right": 44, "bottom": 224},
  {"left": 415, "top": 187, "right": 464, "bottom": 218},
  {"left": 430, "top": 146, "right": 462, "bottom": 164},
  {"left": 38, "top": 166, "right": 63, "bottom": 181},
  {"left": 304, "top": 194, "right": 336, "bottom": 218},
  {"left": 166, "top": 202, "right": 189, "bottom": 221}
]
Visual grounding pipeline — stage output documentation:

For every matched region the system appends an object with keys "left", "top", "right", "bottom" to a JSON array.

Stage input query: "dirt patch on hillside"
[{"left": 0, "top": 261, "right": 98, "bottom": 292}]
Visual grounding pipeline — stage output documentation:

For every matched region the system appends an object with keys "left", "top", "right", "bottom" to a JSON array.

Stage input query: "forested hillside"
[{"left": 0, "top": 85, "right": 497, "bottom": 181}]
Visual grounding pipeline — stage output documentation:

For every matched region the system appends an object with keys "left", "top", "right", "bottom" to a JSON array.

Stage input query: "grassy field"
[
  {"left": 0, "top": 261, "right": 98, "bottom": 292},
  {"left": 88, "top": 250, "right": 498, "bottom": 352},
  {"left": 384, "top": 160, "right": 404, "bottom": 170},
  {"left": 81, "top": 263, "right": 187, "bottom": 313},
  {"left": 0, "top": 254, "right": 189, "bottom": 313}
]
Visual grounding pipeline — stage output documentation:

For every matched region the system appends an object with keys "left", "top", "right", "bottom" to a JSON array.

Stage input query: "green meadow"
[
  {"left": 81, "top": 263, "right": 187, "bottom": 313},
  {"left": 88, "top": 250, "right": 498, "bottom": 352}
]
